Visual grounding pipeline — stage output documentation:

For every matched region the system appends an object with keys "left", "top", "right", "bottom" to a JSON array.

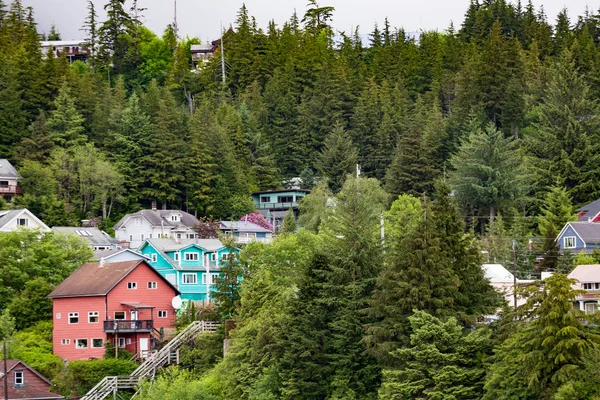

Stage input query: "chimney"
[
  {"left": 99, "top": 257, "right": 105, "bottom": 268},
  {"left": 81, "top": 219, "right": 91, "bottom": 227},
  {"left": 151, "top": 201, "right": 157, "bottom": 211}
]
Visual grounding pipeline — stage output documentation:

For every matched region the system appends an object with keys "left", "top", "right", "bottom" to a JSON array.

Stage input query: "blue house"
[
  {"left": 251, "top": 189, "right": 310, "bottom": 231},
  {"left": 556, "top": 222, "right": 600, "bottom": 254},
  {"left": 137, "top": 238, "right": 238, "bottom": 305}
]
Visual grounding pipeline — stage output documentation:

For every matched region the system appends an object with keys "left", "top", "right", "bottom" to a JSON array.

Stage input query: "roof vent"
[{"left": 151, "top": 201, "right": 157, "bottom": 211}]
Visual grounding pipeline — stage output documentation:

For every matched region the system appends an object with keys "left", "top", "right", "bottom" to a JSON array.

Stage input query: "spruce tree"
[
  {"left": 280, "top": 208, "right": 296, "bottom": 234},
  {"left": 317, "top": 121, "right": 358, "bottom": 193},
  {"left": 47, "top": 83, "right": 86, "bottom": 148}
]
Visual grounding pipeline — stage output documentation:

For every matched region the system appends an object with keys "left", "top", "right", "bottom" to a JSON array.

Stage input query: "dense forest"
[{"left": 4, "top": 0, "right": 600, "bottom": 398}]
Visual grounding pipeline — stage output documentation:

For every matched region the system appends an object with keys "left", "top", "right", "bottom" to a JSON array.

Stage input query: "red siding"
[
  {"left": 52, "top": 261, "right": 178, "bottom": 360},
  {"left": 0, "top": 363, "right": 51, "bottom": 391},
  {"left": 53, "top": 296, "right": 107, "bottom": 360}
]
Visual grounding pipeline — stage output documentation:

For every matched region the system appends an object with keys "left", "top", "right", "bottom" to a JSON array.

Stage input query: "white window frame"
[
  {"left": 564, "top": 236, "right": 577, "bottom": 249},
  {"left": 202, "top": 273, "right": 207, "bottom": 284},
  {"left": 118, "top": 337, "right": 126, "bottom": 348},
  {"left": 14, "top": 370, "right": 23, "bottom": 386},
  {"left": 61, "top": 339, "right": 70, "bottom": 345},
  {"left": 184, "top": 252, "right": 199, "bottom": 261},
  {"left": 210, "top": 253, "right": 216, "bottom": 261},
  {"left": 211, "top": 273, "right": 219, "bottom": 284},
  {"left": 147, "top": 281, "right": 157, "bottom": 289},
  {"left": 127, "top": 282, "right": 137, "bottom": 290},
  {"left": 17, "top": 218, "right": 27, "bottom": 226},
  {"left": 92, "top": 338, "right": 104, "bottom": 348},
  {"left": 174, "top": 252, "right": 179, "bottom": 261},
  {"left": 158, "top": 310, "right": 167, "bottom": 318},
  {"left": 182, "top": 273, "right": 197, "bottom": 284},
  {"left": 88, "top": 311, "right": 99, "bottom": 323},
  {"left": 141, "top": 234, "right": 144, "bottom": 241},
  {"left": 76, "top": 339, "right": 88, "bottom": 349},
  {"left": 586, "top": 302, "right": 598, "bottom": 315},
  {"left": 151, "top": 254, "right": 157, "bottom": 262},
  {"left": 126, "top": 338, "right": 132, "bottom": 345},
  {"left": 68, "top": 312, "right": 79, "bottom": 324}
]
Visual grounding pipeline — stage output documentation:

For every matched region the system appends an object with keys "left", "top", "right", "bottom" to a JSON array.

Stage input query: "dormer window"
[
  {"left": 564, "top": 236, "right": 576, "bottom": 249},
  {"left": 170, "top": 214, "right": 180, "bottom": 222},
  {"left": 583, "top": 283, "right": 600, "bottom": 290},
  {"left": 17, "top": 218, "right": 27, "bottom": 226}
]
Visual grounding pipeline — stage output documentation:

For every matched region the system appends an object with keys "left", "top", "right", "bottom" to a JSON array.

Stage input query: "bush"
[{"left": 56, "top": 358, "right": 138, "bottom": 397}]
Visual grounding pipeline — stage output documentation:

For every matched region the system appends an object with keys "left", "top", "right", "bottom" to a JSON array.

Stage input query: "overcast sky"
[{"left": 22, "top": 0, "right": 594, "bottom": 43}]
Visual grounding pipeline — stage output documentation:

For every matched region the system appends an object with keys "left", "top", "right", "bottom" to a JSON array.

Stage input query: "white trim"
[
  {"left": 91, "top": 338, "right": 104, "bottom": 348},
  {"left": 158, "top": 310, "right": 168, "bottom": 318},
  {"left": 184, "top": 252, "right": 199, "bottom": 261},
  {"left": 76, "top": 338, "right": 88, "bottom": 348},
  {"left": 88, "top": 311, "right": 99, "bottom": 323},
  {"left": 68, "top": 312, "right": 79, "bottom": 324},
  {"left": 564, "top": 236, "right": 577, "bottom": 249},
  {"left": 556, "top": 222, "right": 586, "bottom": 247},
  {"left": 181, "top": 273, "right": 197, "bottom": 284},
  {"left": 147, "top": 281, "right": 157, "bottom": 289},
  {"left": 0, "top": 209, "right": 51, "bottom": 232}
]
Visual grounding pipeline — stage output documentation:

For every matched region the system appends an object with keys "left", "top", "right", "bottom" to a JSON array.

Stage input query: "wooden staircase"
[{"left": 80, "top": 320, "right": 219, "bottom": 400}]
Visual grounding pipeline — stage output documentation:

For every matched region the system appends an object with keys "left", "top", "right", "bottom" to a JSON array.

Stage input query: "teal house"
[
  {"left": 137, "top": 238, "right": 238, "bottom": 304},
  {"left": 252, "top": 189, "right": 310, "bottom": 231}
]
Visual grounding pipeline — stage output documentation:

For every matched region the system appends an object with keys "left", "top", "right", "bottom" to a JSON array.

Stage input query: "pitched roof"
[
  {"left": 48, "top": 260, "right": 179, "bottom": 298},
  {"left": 566, "top": 222, "right": 600, "bottom": 245},
  {"left": 252, "top": 189, "right": 310, "bottom": 195},
  {"left": 146, "top": 238, "right": 225, "bottom": 252},
  {"left": 113, "top": 209, "right": 200, "bottom": 230},
  {"left": 568, "top": 264, "right": 600, "bottom": 282},
  {"left": 482, "top": 264, "right": 516, "bottom": 283},
  {"left": 92, "top": 248, "right": 149, "bottom": 262},
  {"left": 0, "top": 360, "right": 63, "bottom": 399},
  {"left": 0, "top": 159, "right": 20, "bottom": 179},
  {"left": 220, "top": 220, "right": 272, "bottom": 233},
  {"left": 0, "top": 209, "right": 50, "bottom": 231},
  {"left": 576, "top": 199, "right": 600, "bottom": 221},
  {"left": 52, "top": 226, "right": 117, "bottom": 246}
]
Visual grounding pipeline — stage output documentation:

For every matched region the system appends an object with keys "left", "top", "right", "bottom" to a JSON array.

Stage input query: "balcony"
[
  {"left": 256, "top": 202, "right": 298, "bottom": 210},
  {"left": 0, "top": 185, "right": 22, "bottom": 195},
  {"left": 104, "top": 320, "right": 153, "bottom": 333}
]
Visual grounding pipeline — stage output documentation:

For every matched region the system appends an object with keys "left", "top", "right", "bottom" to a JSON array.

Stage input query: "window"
[
  {"left": 182, "top": 273, "right": 197, "bottom": 284},
  {"left": 277, "top": 196, "right": 293, "bottom": 203},
  {"left": 151, "top": 254, "right": 157, "bottom": 262},
  {"left": 296, "top": 195, "right": 304, "bottom": 201},
  {"left": 14, "top": 370, "right": 23, "bottom": 386},
  {"left": 61, "top": 339, "right": 70, "bottom": 345},
  {"left": 586, "top": 302, "right": 598, "bottom": 314},
  {"left": 0, "top": 180, "right": 8, "bottom": 186},
  {"left": 187, "top": 233, "right": 196, "bottom": 239},
  {"left": 68, "top": 312, "right": 79, "bottom": 324},
  {"left": 149, "top": 234, "right": 153, "bottom": 239},
  {"left": 118, "top": 337, "right": 126, "bottom": 348},
  {"left": 134, "top": 218, "right": 142, "bottom": 226},
  {"left": 158, "top": 310, "right": 167, "bottom": 318},
  {"left": 176, "top": 233, "right": 182, "bottom": 239},
  {"left": 174, "top": 253, "right": 179, "bottom": 261},
  {"left": 222, "top": 253, "right": 232, "bottom": 261},
  {"left": 92, "top": 338, "right": 103, "bottom": 348},
  {"left": 126, "top": 338, "right": 132, "bottom": 345},
  {"left": 210, "top": 253, "right": 216, "bottom": 261},
  {"left": 564, "top": 236, "right": 576, "bottom": 249},
  {"left": 260, "top": 196, "right": 271, "bottom": 203},
  {"left": 127, "top": 282, "right": 137, "bottom": 290},
  {"left": 211, "top": 273, "right": 219, "bottom": 284},
  {"left": 114, "top": 311, "right": 126, "bottom": 320},
  {"left": 171, "top": 215, "right": 179, "bottom": 222},
  {"left": 584, "top": 283, "right": 593, "bottom": 290},
  {"left": 141, "top": 234, "right": 144, "bottom": 241},
  {"left": 129, "top": 235, "right": 133, "bottom": 242},
  {"left": 17, "top": 218, "right": 27, "bottom": 226},
  {"left": 148, "top": 282, "right": 157, "bottom": 289},
  {"left": 76, "top": 339, "right": 88, "bottom": 348},
  {"left": 184, "top": 253, "right": 199, "bottom": 261},
  {"left": 88, "top": 311, "right": 99, "bottom": 323}
]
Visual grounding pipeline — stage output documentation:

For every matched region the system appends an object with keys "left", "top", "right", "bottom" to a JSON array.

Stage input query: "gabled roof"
[
  {"left": 113, "top": 209, "right": 200, "bottom": 230},
  {"left": 220, "top": 220, "right": 272, "bottom": 233},
  {"left": 559, "top": 222, "right": 600, "bottom": 245},
  {"left": 482, "top": 264, "right": 516, "bottom": 283},
  {"left": 576, "top": 199, "right": 600, "bottom": 221},
  {"left": 0, "top": 360, "right": 63, "bottom": 399},
  {"left": 0, "top": 209, "right": 50, "bottom": 232},
  {"left": 48, "top": 260, "right": 179, "bottom": 298},
  {"left": 0, "top": 159, "right": 20, "bottom": 179},
  {"left": 145, "top": 238, "right": 225, "bottom": 253},
  {"left": 52, "top": 226, "right": 117, "bottom": 246},
  {"left": 568, "top": 264, "right": 600, "bottom": 283},
  {"left": 92, "top": 248, "right": 149, "bottom": 262}
]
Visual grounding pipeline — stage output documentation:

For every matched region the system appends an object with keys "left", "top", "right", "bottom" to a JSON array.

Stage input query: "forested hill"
[{"left": 0, "top": 0, "right": 598, "bottom": 231}]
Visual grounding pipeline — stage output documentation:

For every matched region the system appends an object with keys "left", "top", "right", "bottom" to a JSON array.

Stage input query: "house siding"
[
  {"left": 52, "top": 296, "right": 107, "bottom": 360},
  {"left": 0, "top": 364, "right": 53, "bottom": 393}
]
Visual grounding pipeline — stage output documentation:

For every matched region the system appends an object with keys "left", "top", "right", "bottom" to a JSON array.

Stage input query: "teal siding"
[
  {"left": 179, "top": 247, "right": 204, "bottom": 268},
  {"left": 139, "top": 243, "right": 173, "bottom": 271}
]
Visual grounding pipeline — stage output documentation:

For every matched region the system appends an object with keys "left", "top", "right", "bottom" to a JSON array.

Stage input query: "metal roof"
[
  {"left": 113, "top": 209, "right": 200, "bottom": 230},
  {"left": 52, "top": 226, "right": 116, "bottom": 246},
  {"left": 220, "top": 220, "right": 272, "bottom": 233},
  {"left": 568, "top": 222, "right": 600, "bottom": 244},
  {"left": 146, "top": 238, "right": 225, "bottom": 252},
  {"left": 0, "top": 159, "right": 20, "bottom": 179}
]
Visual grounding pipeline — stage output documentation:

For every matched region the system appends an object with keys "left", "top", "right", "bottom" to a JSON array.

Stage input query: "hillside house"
[
  {"left": 556, "top": 221, "right": 600, "bottom": 254},
  {"left": 576, "top": 199, "right": 600, "bottom": 222},
  {"left": 53, "top": 226, "right": 120, "bottom": 252},
  {"left": 190, "top": 40, "right": 219, "bottom": 69},
  {"left": 482, "top": 264, "right": 533, "bottom": 309},
  {"left": 568, "top": 264, "right": 600, "bottom": 314},
  {"left": 0, "top": 159, "right": 21, "bottom": 202},
  {"left": 219, "top": 220, "right": 273, "bottom": 244},
  {"left": 0, "top": 208, "right": 50, "bottom": 232},
  {"left": 49, "top": 259, "right": 179, "bottom": 361},
  {"left": 0, "top": 360, "right": 63, "bottom": 400},
  {"left": 113, "top": 205, "right": 200, "bottom": 249},
  {"left": 137, "top": 238, "right": 238, "bottom": 305},
  {"left": 40, "top": 40, "right": 90, "bottom": 63},
  {"left": 252, "top": 189, "right": 309, "bottom": 231}
]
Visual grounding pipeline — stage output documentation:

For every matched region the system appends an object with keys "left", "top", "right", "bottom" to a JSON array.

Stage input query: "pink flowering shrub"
[{"left": 239, "top": 212, "right": 274, "bottom": 231}]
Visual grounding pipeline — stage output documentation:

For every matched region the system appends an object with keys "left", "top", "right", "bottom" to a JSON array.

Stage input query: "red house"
[
  {"left": 0, "top": 360, "right": 63, "bottom": 399},
  {"left": 49, "top": 260, "right": 180, "bottom": 361}
]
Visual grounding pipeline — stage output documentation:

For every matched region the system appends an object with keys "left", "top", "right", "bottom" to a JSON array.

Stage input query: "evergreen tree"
[
  {"left": 538, "top": 186, "right": 576, "bottom": 271},
  {"left": 317, "top": 122, "right": 358, "bottom": 193},
  {"left": 81, "top": 0, "right": 98, "bottom": 69},
  {"left": 47, "top": 83, "right": 86, "bottom": 147},
  {"left": 280, "top": 208, "right": 296, "bottom": 234}
]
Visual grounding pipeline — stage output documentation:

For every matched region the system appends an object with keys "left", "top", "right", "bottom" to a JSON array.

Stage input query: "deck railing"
[{"left": 104, "top": 320, "right": 153, "bottom": 333}]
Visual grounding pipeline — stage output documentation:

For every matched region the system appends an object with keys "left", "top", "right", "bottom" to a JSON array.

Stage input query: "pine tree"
[
  {"left": 317, "top": 122, "right": 358, "bottom": 193},
  {"left": 81, "top": 0, "right": 98, "bottom": 70},
  {"left": 538, "top": 186, "right": 576, "bottom": 271},
  {"left": 281, "top": 208, "right": 296, "bottom": 234},
  {"left": 47, "top": 83, "right": 86, "bottom": 148}
]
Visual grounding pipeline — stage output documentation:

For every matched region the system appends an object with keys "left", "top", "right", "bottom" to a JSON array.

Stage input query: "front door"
[
  {"left": 140, "top": 337, "right": 149, "bottom": 358},
  {"left": 130, "top": 310, "right": 138, "bottom": 329}
]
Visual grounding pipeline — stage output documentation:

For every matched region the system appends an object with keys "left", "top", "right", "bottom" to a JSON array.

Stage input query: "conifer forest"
[{"left": 5, "top": 0, "right": 600, "bottom": 398}]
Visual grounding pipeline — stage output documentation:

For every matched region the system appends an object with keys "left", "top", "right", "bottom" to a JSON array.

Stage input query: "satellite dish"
[{"left": 171, "top": 296, "right": 182, "bottom": 309}]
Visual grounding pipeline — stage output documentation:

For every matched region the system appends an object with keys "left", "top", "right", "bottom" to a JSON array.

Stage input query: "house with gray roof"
[
  {"left": 53, "top": 226, "right": 120, "bottom": 251},
  {"left": 219, "top": 220, "right": 273, "bottom": 244},
  {"left": 0, "top": 208, "right": 50, "bottom": 232},
  {"left": 556, "top": 221, "right": 600, "bottom": 254},
  {"left": 576, "top": 199, "right": 600, "bottom": 222},
  {"left": 568, "top": 264, "right": 600, "bottom": 314},
  {"left": 113, "top": 206, "right": 200, "bottom": 249},
  {"left": 0, "top": 159, "right": 21, "bottom": 202}
]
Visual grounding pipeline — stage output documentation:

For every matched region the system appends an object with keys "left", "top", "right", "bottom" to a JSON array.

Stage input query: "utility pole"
[
  {"left": 173, "top": 0, "right": 179, "bottom": 39},
  {"left": 356, "top": 164, "right": 361, "bottom": 178},
  {"left": 512, "top": 240, "right": 517, "bottom": 309},
  {"left": 3, "top": 339, "right": 8, "bottom": 400}
]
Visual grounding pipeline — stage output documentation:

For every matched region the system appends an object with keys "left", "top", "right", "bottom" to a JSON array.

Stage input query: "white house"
[
  {"left": 568, "top": 264, "right": 600, "bottom": 314},
  {"left": 0, "top": 208, "right": 50, "bottom": 232},
  {"left": 219, "top": 220, "right": 273, "bottom": 244},
  {"left": 0, "top": 159, "right": 22, "bottom": 202},
  {"left": 113, "top": 206, "right": 200, "bottom": 249}
]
